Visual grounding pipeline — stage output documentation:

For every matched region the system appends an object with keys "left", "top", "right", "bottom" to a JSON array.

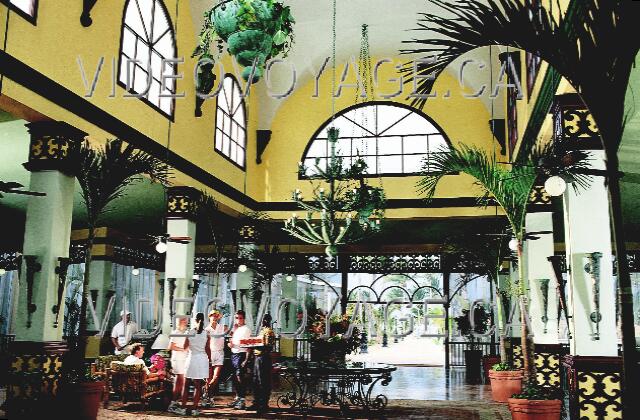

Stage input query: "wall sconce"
[
  {"left": 23, "top": 255, "right": 41, "bottom": 328},
  {"left": 52, "top": 257, "right": 71, "bottom": 328},
  {"left": 584, "top": 252, "right": 603, "bottom": 341},
  {"left": 536, "top": 278, "right": 550, "bottom": 334},
  {"left": 547, "top": 256, "right": 572, "bottom": 339},
  {"left": 168, "top": 277, "right": 176, "bottom": 327},
  {"left": 190, "top": 275, "right": 202, "bottom": 315}
]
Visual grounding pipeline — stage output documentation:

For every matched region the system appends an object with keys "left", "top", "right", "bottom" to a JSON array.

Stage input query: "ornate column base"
[
  {"left": 5, "top": 341, "right": 69, "bottom": 417},
  {"left": 561, "top": 355, "right": 622, "bottom": 420}
]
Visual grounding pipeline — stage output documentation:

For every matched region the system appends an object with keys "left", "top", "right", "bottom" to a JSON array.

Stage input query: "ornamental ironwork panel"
[
  {"left": 348, "top": 254, "right": 441, "bottom": 273},
  {"left": 23, "top": 121, "right": 86, "bottom": 174},
  {"left": 528, "top": 185, "right": 552, "bottom": 207},
  {"left": 112, "top": 245, "right": 164, "bottom": 271},
  {"left": 166, "top": 186, "right": 201, "bottom": 220},
  {"left": 305, "top": 255, "right": 339, "bottom": 272},
  {"left": 535, "top": 352, "right": 561, "bottom": 387},
  {"left": 576, "top": 371, "right": 622, "bottom": 419},
  {"left": 0, "top": 252, "right": 21, "bottom": 271},
  {"left": 194, "top": 255, "right": 239, "bottom": 274}
]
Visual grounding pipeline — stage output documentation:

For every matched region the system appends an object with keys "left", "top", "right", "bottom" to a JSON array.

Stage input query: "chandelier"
[{"left": 283, "top": 11, "right": 385, "bottom": 258}]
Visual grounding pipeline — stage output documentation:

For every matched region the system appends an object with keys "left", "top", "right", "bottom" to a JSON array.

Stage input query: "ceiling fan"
[
  {"left": 0, "top": 180, "right": 46, "bottom": 198},
  {"left": 129, "top": 233, "right": 193, "bottom": 254}
]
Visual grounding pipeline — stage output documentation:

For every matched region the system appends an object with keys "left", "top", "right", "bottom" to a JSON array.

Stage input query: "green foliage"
[
  {"left": 193, "top": 0, "right": 295, "bottom": 83},
  {"left": 511, "top": 380, "right": 562, "bottom": 400},
  {"left": 453, "top": 305, "right": 491, "bottom": 344},
  {"left": 492, "top": 362, "right": 518, "bottom": 371}
]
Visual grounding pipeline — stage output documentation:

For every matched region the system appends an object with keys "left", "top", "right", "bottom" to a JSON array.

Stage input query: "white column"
[
  {"left": 86, "top": 260, "right": 113, "bottom": 331},
  {"left": 563, "top": 150, "right": 617, "bottom": 356},
  {"left": 16, "top": 171, "right": 75, "bottom": 341},
  {"left": 525, "top": 212, "right": 559, "bottom": 344}
]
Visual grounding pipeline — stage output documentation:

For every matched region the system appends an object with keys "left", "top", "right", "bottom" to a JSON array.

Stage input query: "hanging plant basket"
[{"left": 193, "top": 0, "right": 295, "bottom": 84}]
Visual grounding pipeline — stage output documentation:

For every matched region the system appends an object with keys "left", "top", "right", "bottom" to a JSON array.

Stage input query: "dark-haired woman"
[
  {"left": 248, "top": 313, "right": 276, "bottom": 414},
  {"left": 175, "top": 312, "right": 210, "bottom": 416}
]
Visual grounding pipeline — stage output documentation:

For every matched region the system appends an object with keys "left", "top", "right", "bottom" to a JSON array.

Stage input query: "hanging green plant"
[{"left": 193, "top": 0, "right": 295, "bottom": 86}]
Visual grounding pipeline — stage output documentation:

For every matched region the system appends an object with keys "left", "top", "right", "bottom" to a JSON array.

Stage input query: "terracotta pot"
[
  {"left": 508, "top": 398, "right": 561, "bottom": 420},
  {"left": 489, "top": 369, "right": 523, "bottom": 402},
  {"left": 60, "top": 381, "right": 105, "bottom": 420},
  {"left": 482, "top": 355, "right": 501, "bottom": 384}
]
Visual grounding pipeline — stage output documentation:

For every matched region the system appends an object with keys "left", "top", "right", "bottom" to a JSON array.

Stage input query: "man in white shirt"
[
  {"left": 123, "top": 343, "right": 151, "bottom": 374},
  {"left": 111, "top": 310, "right": 139, "bottom": 355},
  {"left": 227, "top": 310, "right": 251, "bottom": 410},
  {"left": 203, "top": 309, "right": 228, "bottom": 406}
]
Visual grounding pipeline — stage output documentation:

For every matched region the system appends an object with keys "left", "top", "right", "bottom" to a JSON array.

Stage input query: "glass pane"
[
  {"left": 137, "top": 0, "right": 154, "bottom": 39},
  {"left": 148, "top": 80, "right": 161, "bottom": 108},
  {"left": 135, "top": 41, "right": 150, "bottom": 71},
  {"left": 428, "top": 135, "right": 449, "bottom": 153},
  {"left": 223, "top": 114, "right": 230, "bottom": 134},
  {"left": 118, "top": 57, "right": 131, "bottom": 86},
  {"left": 235, "top": 103, "right": 245, "bottom": 126},
  {"left": 330, "top": 116, "right": 362, "bottom": 138},
  {"left": 230, "top": 121, "right": 237, "bottom": 143},
  {"left": 159, "top": 96, "right": 173, "bottom": 115},
  {"left": 215, "top": 130, "right": 223, "bottom": 150},
  {"left": 377, "top": 136, "right": 402, "bottom": 155},
  {"left": 10, "top": 0, "right": 35, "bottom": 16},
  {"left": 335, "top": 137, "right": 351, "bottom": 157},
  {"left": 229, "top": 143, "right": 237, "bottom": 162},
  {"left": 152, "top": 0, "right": 170, "bottom": 42},
  {"left": 403, "top": 136, "right": 429, "bottom": 154},
  {"left": 222, "top": 135, "right": 230, "bottom": 156},
  {"left": 122, "top": 29, "right": 137, "bottom": 58},
  {"left": 237, "top": 130, "right": 246, "bottom": 148},
  {"left": 305, "top": 157, "right": 326, "bottom": 173},
  {"left": 218, "top": 83, "right": 230, "bottom": 112},
  {"left": 307, "top": 140, "right": 327, "bottom": 157},
  {"left": 376, "top": 105, "right": 411, "bottom": 134},
  {"left": 362, "top": 156, "right": 377, "bottom": 174},
  {"left": 379, "top": 155, "right": 403, "bottom": 173},
  {"left": 351, "top": 137, "right": 375, "bottom": 156},
  {"left": 125, "top": 1, "right": 146, "bottom": 37},
  {"left": 134, "top": 66, "right": 149, "bottom": 96},
  {"left": 155, "top": 32, "right": 175, "bottom": 59},
  {"left": 383, "top": 112, "right": 437, "bottom": 136},
  {"left": 236, "top": 147, "right": 245, "bottom": 166},
  {"left": 151, "top": 51, "right": 163, "bottom": 80},
  {"left": 403, "top": 154, "right": 428, "bottom": 173}
]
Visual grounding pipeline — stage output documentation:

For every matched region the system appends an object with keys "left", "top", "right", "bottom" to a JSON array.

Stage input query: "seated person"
[{"left": 123, "top": 343, "right": 165, "bottom": 380}]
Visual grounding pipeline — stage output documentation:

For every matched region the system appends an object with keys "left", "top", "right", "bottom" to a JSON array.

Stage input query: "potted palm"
[
  {"left": 193, "top": 0, "right": 295, "bottom": 83},
  {"left": 59, "top": 139, "right": 170, "bottom": 419},
  {"left": 508, "top": 380, "right": 563, "bottom": 420},
  {"left": 453, "top": 305, "right": 490, "bottom": 384}
]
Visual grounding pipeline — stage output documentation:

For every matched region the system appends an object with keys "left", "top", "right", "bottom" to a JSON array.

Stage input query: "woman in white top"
[
  {"left": 176, "top": 312, "right": 210, "bottom": 416},
  {"left": 204, "top": 309, "right": 228, "bottom": 404},
  {"left": 167, "top": 317, "right": 188, "bottom": 413}
]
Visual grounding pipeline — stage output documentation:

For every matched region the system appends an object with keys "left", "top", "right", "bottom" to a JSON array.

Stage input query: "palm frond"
[
  {"left": 76, "top": 139, "right": 172, "bottom": 225},
  {"left": 403, "top": 0, "right": 639, "bottom": 146},
  {"left": 418, "top": 144, "right": 537, "bottom": 238}
]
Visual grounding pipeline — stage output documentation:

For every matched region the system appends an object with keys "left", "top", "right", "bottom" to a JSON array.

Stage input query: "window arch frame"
[
  {"left": 214, "top": 74, "right": 247, "bottom": 170},
  {"left": 1, "top": 0, "right": 38, "bottom": 24},
  {"left": 117, "top": 0, "right": 178, "bottom": 120},
  {"left": 300, "top": 101, "right": 453, "bottom": 179}
]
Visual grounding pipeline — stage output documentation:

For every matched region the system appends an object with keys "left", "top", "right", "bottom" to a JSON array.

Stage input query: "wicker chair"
[{"left": 106, "top": 362, "right": 171, "bottom": 409}]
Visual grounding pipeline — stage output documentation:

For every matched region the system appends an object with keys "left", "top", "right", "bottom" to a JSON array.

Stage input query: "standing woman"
[
  {"left": 176, "top": 312, "right": 210, "bottom": 416},
  {"left": 248, "top": 313, "right": 276, "bottom": 414},
  {"left": 167, "top": 317, "right": 189, "bottom": 414}
]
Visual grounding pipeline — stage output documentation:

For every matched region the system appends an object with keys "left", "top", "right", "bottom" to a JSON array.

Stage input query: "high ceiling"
[{"left": 188, "top": 0, "right": 506, "bottom": 127}]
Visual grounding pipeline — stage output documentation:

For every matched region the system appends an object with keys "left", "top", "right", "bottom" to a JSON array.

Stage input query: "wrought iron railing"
[{"left": 447, "top": 341, "right": 500, "bottom": 367}]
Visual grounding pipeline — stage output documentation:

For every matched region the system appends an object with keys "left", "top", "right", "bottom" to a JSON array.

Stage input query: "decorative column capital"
[
  {"left": 551, "top": 93, "right": 602, "bottom": 150},
  {"left": 23, "top": 121, "right": 87, "bottom": 174},
  {"left": 166, "top": 186, "right": 201, "bottom": 221},
  {"left": 527, "top": 185, "right": 552, "bottom": 212}
]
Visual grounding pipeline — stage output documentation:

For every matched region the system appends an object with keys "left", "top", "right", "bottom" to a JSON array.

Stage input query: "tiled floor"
[{"left": 94, "top": 367, "right": 510, "bottom": 419}]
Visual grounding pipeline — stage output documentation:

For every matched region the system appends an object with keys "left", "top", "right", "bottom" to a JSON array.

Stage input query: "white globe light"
[
  {"left": 131, "top": 268, "right": 140, "bottom": 276},
  {"left": 155, "top": 241, "right": 168, "bottom": 254},
  {"left": 285, "top": 274, "right": 293, "bottom": 282},
  {"left": 0, "top": 268, "right": 6, "bottom": 276},
  {"left": 238, "top": 264, "right": 248, "bottom": 273},
  {"left": 508, "top": 238, "right": 519, "bottom": 251},
  {"left": 544, "top": 175, "right": 567, "bottom": 197}
]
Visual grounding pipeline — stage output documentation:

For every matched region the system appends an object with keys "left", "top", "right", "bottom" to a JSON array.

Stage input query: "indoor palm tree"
[
  {"left": 73, "top": 139, "right": 171, "bottom": 368},
  {"left": 417, "top": 143, "right": 585, "bottom": 381}
]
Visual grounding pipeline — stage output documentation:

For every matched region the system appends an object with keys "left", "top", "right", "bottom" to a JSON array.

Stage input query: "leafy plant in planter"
[
  {"left": 509, "top": 380, "right": 563, "bottom": 420},
  {"left": 192, "top": 0, "right": 295, "bottom": 100},
  {"left": 453, "top": 305, "right": 491, "bottom": 350}
]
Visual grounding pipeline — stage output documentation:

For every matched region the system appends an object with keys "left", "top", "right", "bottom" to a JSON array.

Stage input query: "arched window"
[
  {"left": 215, "top": 75, "right": 246, "bottom": 168},
  {"left": 302, "top": 103, "right": 450, "bottom": 176},
  {"left": 118, "top": 0, "right": 177, "bottom": 117},
  {"left": 3, "top": 0, "right": 38, "bottom": 22}
]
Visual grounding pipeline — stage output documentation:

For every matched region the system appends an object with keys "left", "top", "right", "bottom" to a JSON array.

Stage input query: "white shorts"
[
  {"left": 210, "top": 350, "right": 224, "bottom": 366},
  {"left": 171, "top": 357, "right": 187, "bottom": 375},
  {"left": 186, "top": 353, "right": 209, "bottom": 380}
]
